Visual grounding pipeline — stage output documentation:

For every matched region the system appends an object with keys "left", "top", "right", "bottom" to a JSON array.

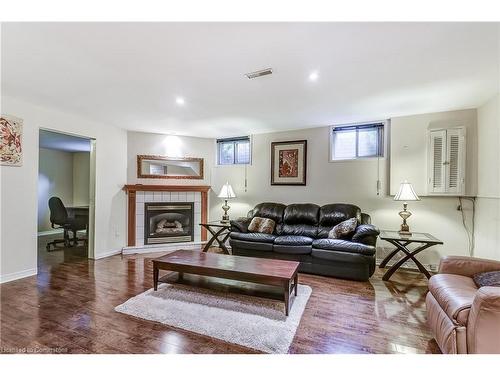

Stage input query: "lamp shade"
[
  {"left": 218, "top": 182, "right": 236, "bottom": 199},
  {"left": 394, "top": 180, "right": 420, "bottom": 201}
]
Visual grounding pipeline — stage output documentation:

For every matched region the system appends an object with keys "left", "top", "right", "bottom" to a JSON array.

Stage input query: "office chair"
[{"left": 46, "top": 197, "right": 88, "bottom": 251}]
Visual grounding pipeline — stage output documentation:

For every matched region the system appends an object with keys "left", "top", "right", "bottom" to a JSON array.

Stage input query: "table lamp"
[
  {"left": 394, "top": 180, "right": 420, "bottom": 235},
  {"left": 218, "top": 182, "right": 236, "bottom": 224}
]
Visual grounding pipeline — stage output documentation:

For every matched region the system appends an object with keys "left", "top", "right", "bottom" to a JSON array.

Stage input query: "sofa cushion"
[
  {"left": 283, "top": 204, "right": 320, "bottom": 225},
  {"left": 272, "top": 235, "right": 313, "bottom": 255},
  {"left": 276, "top": 204, "right": 319, "bottom": 237},
  {"left": 229, "top": 232, "right": 277, "bottom": 243},
  {"left": 273, "top": 244, "right": 312, "bottom": 255},
  {"left": 251, "top": 203, "right": 286, "bottom": 224},
  {"left": 473, "top": 271, "right": 500, "bottom": 288},
  {"left": 428, "top": 274, "right": 478, "bottom": 326},
  {"left": 229, "top": 239, "right": 274, "bottom": 252},
  {"left": 274, "top": 235, "right": 313, "bottom": 246},
  {"left": 248, "top": 217, "right": 276, "bottom": 234},
  {"left": 311, "top": 248, "right": 374, "bottom": 264},
  {"left": 312, "top": 238, "right": 375, "bottom": 256},
  {"left": 328, "top": 218, "right": 358, "bottom": 239},
  {"left": 277, "top": 224, "right": 318, "bottom": 238},
  {"left": 317, "top": 204, "right": 362, "bottom": 238}
]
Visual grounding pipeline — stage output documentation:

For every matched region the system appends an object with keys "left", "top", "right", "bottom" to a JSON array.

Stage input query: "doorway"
[{"left": 37, "top": 129, "right": 96, "bottom": 267}]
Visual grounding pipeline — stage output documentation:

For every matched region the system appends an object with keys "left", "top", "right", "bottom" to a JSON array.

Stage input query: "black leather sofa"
[{"left": 229, "top": 203, "right": 380, "bottom": 281}]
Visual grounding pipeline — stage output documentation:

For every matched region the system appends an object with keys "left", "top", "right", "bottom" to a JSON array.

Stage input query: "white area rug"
[{"left": 115, "top": 283, "right": 312, "bottom": 353}]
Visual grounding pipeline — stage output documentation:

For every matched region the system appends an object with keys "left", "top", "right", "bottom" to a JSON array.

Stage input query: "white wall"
[
  {"left": 38, "top": 148, "right": 74, "bottom": 232},
  {"left": 390, "top": 108, "right": 478, "bottom": 196},
  {"left": 72, "top": 151, "right": 90, "bottom": 206},
  {"left": 210, "top": 125, "right": 473, "bottom": 267},
  {"left": 475, "top": 94, "right": 500, "bottom": 260},
  {"left": 127, "top": 131, "right": 215, "bottom": 186},
  {"left": 127, "top": 112, "right": 476, "bottom": 267},
  {"left": 0, "top": 96, "right": 128, "bottom": 283}
]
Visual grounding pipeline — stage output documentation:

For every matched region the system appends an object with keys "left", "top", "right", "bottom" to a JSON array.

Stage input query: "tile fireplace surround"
[{"left": 122, "top": 185, "right": 210, "bottom": 254}]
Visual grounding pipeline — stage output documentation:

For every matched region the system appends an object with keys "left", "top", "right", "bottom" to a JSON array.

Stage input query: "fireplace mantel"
[
  {"left": 123, "top": 184, "right": 211, "bottom": 193},
  {"left": 123, "top": 184, "right": 211, "bottom": 246}
]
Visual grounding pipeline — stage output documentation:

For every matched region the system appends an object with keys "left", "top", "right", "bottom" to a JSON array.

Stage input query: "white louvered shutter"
[
  {"left": 428, "top": 128, "right": 466, "bottom": 195},
  {"left": 429, "top": 130, "right": 446, "bottom": 193},
  {"left": 445, "top": 128, "right": 465, "bottom": 194}
]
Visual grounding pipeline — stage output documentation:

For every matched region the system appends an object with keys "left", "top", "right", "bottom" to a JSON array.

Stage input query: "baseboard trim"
[
  {"left": 38, "top": 229, "right": 87, "bottom": 236},
  {"left": 92, "top": 249, "right": 123, "bottom": 260},
  {"left": 122, "top": 241, "right": 207, "bottom": 255},
  {"left": 37, "top": 229, "right": 63, "bottom": 236},
  {"left": 375, "top": 258, "right": 438, "bottom": 273},
  {"left": 0, "top": 268, "right": 37, "bottom": 284}
]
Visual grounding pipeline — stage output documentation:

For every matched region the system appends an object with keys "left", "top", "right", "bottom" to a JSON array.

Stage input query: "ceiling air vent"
[{"left": 245, "top": 68, "right": 273, "bottom": 79}]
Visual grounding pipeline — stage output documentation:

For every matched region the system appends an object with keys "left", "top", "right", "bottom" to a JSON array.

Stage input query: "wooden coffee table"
[{"left": 152, "top": 250, "right": 300, "bottom": 316}]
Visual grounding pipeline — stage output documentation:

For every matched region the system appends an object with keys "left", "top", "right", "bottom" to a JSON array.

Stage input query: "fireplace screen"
[{"left": 144, "top": 202, "right": 194, "bottom": 245}]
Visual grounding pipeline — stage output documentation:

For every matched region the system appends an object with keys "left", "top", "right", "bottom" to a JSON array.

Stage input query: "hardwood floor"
[{"left": 0, "top": 244, "right": 441, "bottom": 354}]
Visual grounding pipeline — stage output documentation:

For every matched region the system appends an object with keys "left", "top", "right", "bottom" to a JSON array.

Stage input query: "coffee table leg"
[
  {"left": 294, "top": 273, "right": 298, "bottom": 296},
  {"left": 153, "top": 265, "right": 159, "bottom": 291},
  {"left": 283, "top": 281, "right": 290, "bottom": 316}
]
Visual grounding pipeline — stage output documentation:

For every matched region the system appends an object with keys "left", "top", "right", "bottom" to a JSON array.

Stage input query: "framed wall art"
[
  {"left": 271, "top": 140, "right": 307, "bottom": 185},
  {"left": 0, "top": 115, "right": 23, "bottom": 167}
]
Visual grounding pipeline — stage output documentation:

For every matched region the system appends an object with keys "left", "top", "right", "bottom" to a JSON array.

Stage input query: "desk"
[{"left": 67, "top": 205, "right": 90, "bottom": 239}]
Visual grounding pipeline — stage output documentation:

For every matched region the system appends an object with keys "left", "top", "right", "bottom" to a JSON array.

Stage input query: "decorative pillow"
[
  {"left": 473, "top": 271, "right": 500, "bottom": 288},
  {"left": 328, "top": 218, "right": 358, "bottom": 239},
  {"left": 248, "top": 217, "right": 276, "bottom": 234}
]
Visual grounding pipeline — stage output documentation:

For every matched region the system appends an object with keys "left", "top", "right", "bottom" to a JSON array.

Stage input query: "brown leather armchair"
[{"left": 426, "top": 256, "right": 500, "bottom": 354}]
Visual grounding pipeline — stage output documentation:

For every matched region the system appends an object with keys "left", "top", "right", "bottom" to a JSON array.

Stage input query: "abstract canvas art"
[
  {"left": 0, "top": 115, "right": 23, "bottom": 166},
  {"left": 271, "top": 140, "right": 307, "bottom": 185},
  {"left": 279, "top": 149, "right": 298, "bottom": 177}
]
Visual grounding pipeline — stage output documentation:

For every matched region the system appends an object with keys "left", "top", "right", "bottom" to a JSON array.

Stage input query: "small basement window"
[
  {"left": 217, "top": 136, "right": 251, "bottom": 165},
  {"left": 330, "top": 122, "right": 384, "bottom": 160}
]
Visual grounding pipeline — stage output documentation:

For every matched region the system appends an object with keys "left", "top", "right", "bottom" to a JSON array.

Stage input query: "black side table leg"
[
  {"left": 379, "top": 241, "right": 411, "bottom": 268},
  {"left": 202, "top": 226, "right": 222, "bottom": 252},
  {"left": 382, "top": 241, "right": 434, "bottom": 281},
  {"left": 217, "top": 231, "right": 231, "bottom": 254}
]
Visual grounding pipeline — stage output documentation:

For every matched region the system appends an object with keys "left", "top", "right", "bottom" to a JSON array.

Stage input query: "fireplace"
[{"left": 144, "top": 202, "right": 194, "bottom": 245}]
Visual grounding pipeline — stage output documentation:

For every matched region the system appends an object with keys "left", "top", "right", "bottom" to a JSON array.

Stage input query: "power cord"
[{"left": 458, "top": 196, "right": 476, "bottom": 256}]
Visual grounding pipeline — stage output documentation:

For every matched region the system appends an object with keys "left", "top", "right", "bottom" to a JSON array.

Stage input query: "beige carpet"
[{"left": 115, "top": 282, "right": 312, "bottom": 353}]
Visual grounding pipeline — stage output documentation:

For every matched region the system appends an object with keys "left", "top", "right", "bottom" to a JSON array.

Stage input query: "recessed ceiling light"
[
  {"left": 175, "top": 97, "right": 185, "bottom": 106},
  {"left": 309, "top": 71, "right": 319, "bottom": 82}
]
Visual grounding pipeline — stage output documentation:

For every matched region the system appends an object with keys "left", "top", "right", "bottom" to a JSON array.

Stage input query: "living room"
[{"left": 1, "top": 1, "right": 500, "bottom": 371}]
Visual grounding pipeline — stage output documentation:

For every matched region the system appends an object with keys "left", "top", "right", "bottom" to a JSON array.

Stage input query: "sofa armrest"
[
  {"left": 438, "top": 256, "right": 500, "bottom": 277},
  {"left": 360, "top": 213, "right": 371, "bottom": 225},
  {"left": 466, "top": 287, "right": 500, "bottom": 353},
  {"left": 351, "top": 224, "right": 380, "bottom": 246},
  {"left": 230, "top": 217, "right": 252, "bottom": 233}
]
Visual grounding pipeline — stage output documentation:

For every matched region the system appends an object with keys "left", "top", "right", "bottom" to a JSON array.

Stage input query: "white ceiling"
[{"left": 2, "top": 22, "right": 499, "bottom": 138}]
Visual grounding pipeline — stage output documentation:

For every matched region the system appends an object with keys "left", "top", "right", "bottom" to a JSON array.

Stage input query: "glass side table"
[
  {"left": 379, "top": 230, "right": 443, "bottom": 281},
  {"left": 199, "top": 221, "right": 231, "bottom": 254}
]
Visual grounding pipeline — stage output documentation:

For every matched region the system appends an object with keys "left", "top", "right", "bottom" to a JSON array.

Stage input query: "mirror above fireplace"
[{"left": 137, "top": 155, "right": 204, "bottom": 179}]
